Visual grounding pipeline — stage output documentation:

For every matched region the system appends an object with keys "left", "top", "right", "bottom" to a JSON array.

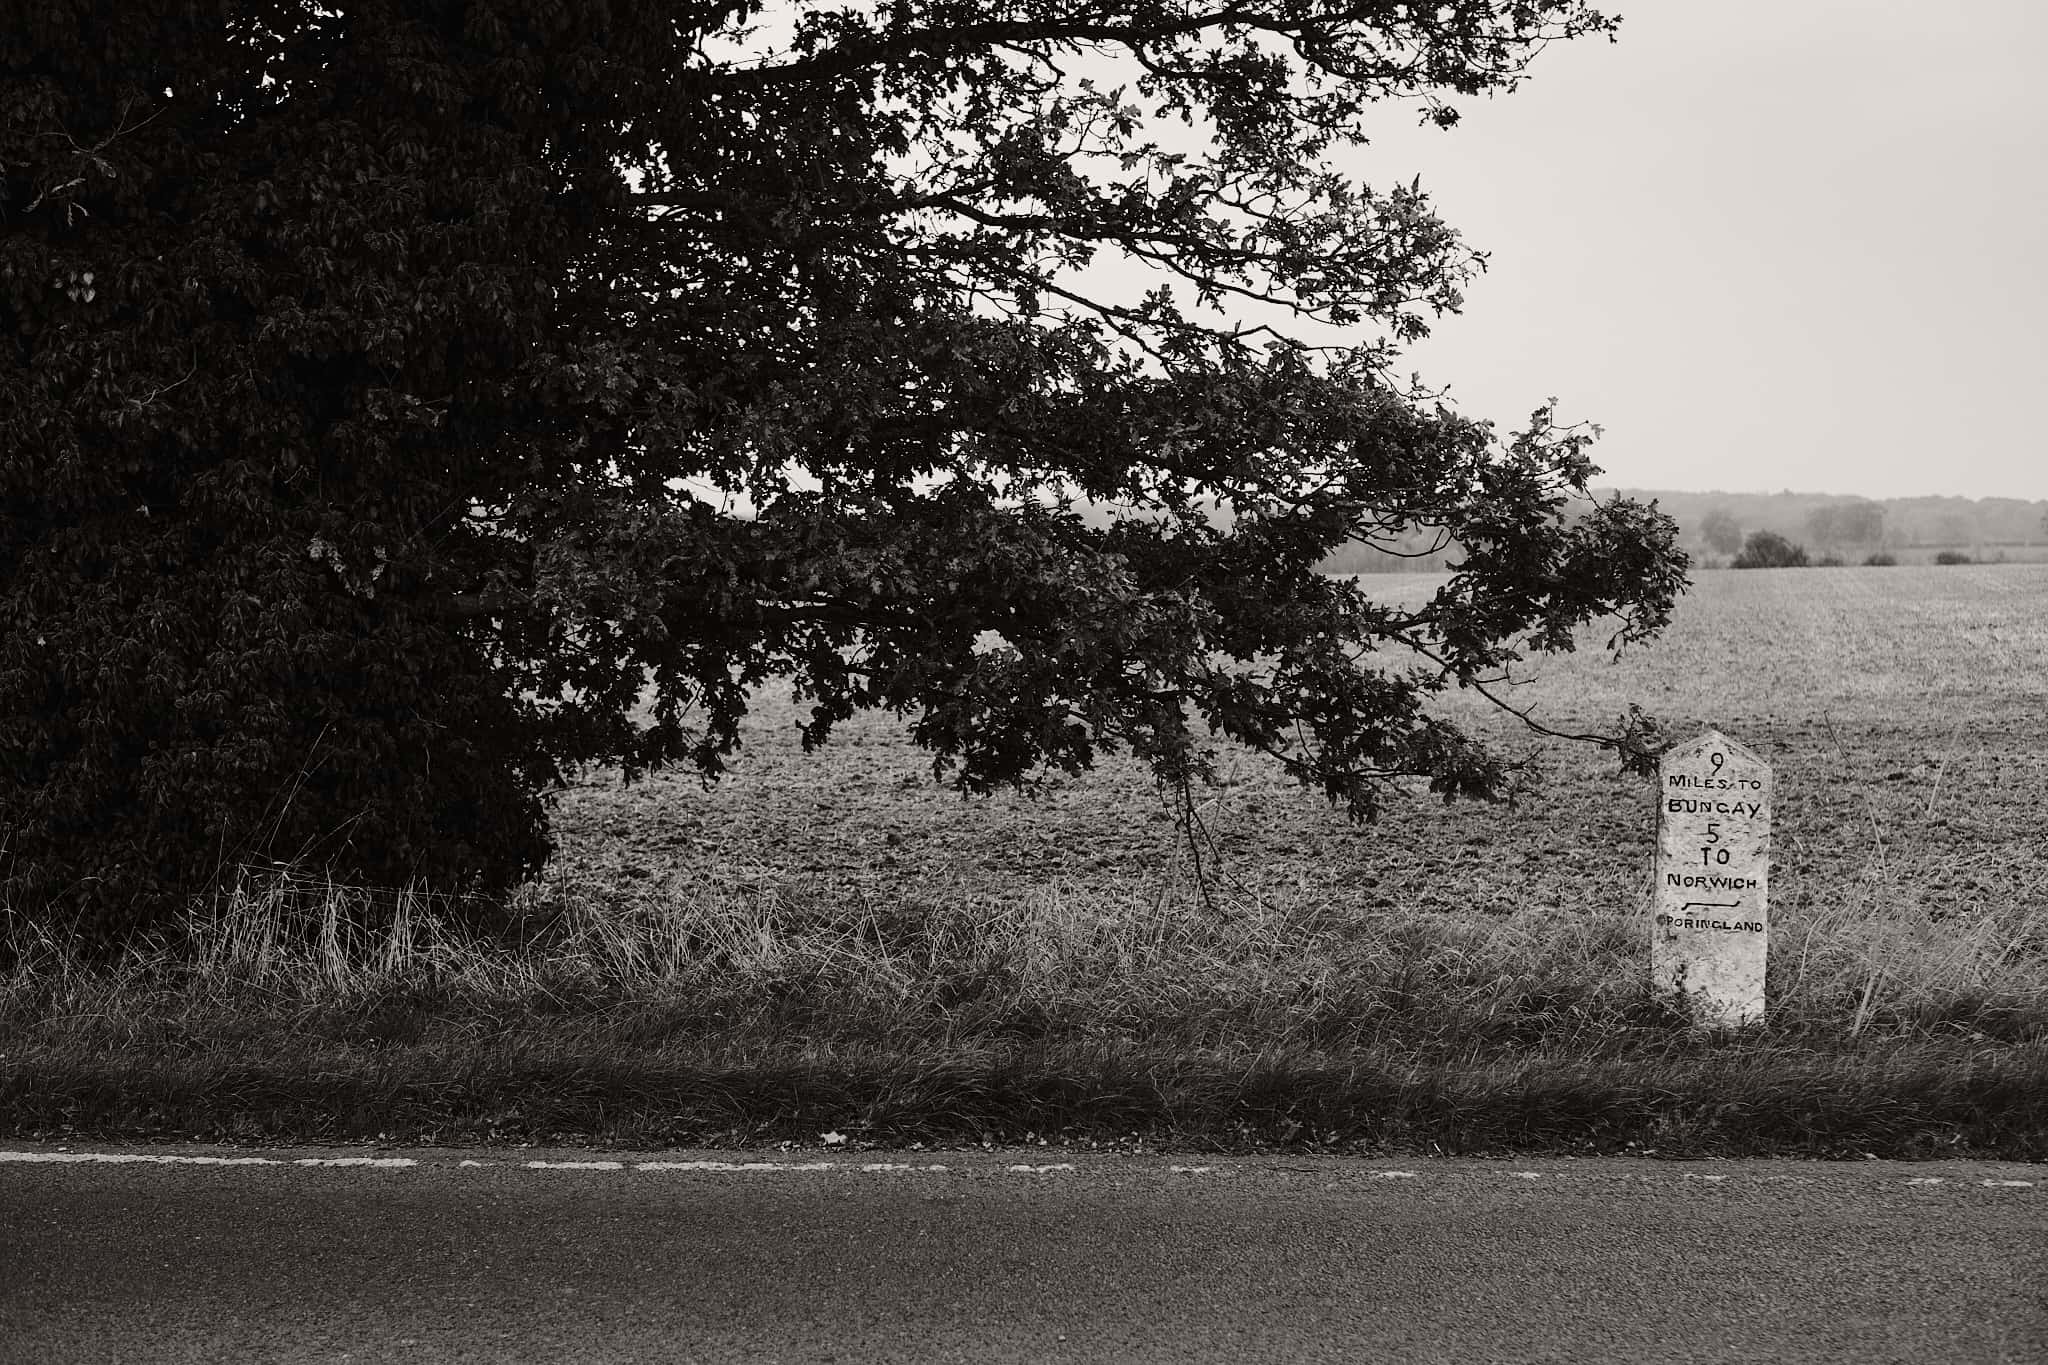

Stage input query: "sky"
[{"left": 1312, "top": 0, "right": 2048, "bottom": 502}]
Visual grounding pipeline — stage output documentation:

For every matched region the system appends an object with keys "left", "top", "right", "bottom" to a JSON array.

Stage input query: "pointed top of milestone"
[{"left": 1662, "top": 728, "right": 1769, "bottom": 774}]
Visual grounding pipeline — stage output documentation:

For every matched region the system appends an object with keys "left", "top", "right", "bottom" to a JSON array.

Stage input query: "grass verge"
[
  {"left": 5, "top": 1037, "right": 2042, "bottom": 1160},
  {"left": 4, "top": 862, "right": 2043, "bottom": 1158}
]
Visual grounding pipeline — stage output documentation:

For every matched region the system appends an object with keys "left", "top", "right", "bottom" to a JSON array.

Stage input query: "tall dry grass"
[{"left": 7, "top": 849, "right": 2041, "bottom": 1065}]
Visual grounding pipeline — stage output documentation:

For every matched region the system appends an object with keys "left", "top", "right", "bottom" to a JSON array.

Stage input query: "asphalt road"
[{"left": 2, "top": 1145, "right": 2042, "bottom": 1364}]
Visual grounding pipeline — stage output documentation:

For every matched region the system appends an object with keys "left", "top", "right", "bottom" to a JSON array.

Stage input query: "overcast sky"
[{"left": 1327, "top": 0, "right": 2047, "bottom": 502}]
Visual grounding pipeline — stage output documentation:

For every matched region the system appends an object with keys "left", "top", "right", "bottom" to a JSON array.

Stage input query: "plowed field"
[{"left": 547, "top": 563, "right": 2048, "bottom": 946}]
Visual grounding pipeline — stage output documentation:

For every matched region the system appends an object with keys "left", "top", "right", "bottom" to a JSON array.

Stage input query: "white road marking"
[
  {"left": 0, "top": 1152, "right": 281, "bottom": 1166},
  {"left": 0, "top": 1152, "right": 2033, "bottom": 1191},
  {"left": 855, "top": 1163, "right": 955, "bottom": 1172},
  {"left": 738, "top": 1161, "right": 834, "bottom": 1171},
  {"left": 636, "top": 1161, "right": 739, "bottom": 1171},
  {"left": 526, "top": 1160, "right": 625, "bottom": 1170},
  {"left": 632, "top": 1160, "right": 839, "bottom": 1172}
]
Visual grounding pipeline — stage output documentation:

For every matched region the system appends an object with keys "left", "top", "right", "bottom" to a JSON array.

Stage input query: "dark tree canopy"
[{"left": 3, "top": 1, "right": 1687, "bottom": 941}]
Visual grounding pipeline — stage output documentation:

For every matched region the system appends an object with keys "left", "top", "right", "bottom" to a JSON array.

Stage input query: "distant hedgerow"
[{"left": 1731, "top": 531, "right": 1810, "bottom": 569}]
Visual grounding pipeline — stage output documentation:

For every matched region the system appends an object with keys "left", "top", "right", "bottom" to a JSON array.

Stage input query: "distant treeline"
[
  {"left": 1606, "top": 490, "right": 2048, "bottom": 565},
  {"left": 1072, "top": 501, "right": 1462, "bottom": 573},
  {"left": 1323, "top": 490, "right": 2048, "bottom": 573},
  {"left": 1081, "top": 490, "right": 2048, "bottom": 574},
  {"left": 1316, "top": 533, "right": 1460, "bottom": 575}
]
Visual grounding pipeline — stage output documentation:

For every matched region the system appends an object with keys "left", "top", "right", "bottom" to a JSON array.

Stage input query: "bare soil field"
[
  {"left": 5, "top": 564, "right": 2045, "bottom": 1156},
  {"left": 544, "top": 562, "right": 2045, "bottom": 976}
]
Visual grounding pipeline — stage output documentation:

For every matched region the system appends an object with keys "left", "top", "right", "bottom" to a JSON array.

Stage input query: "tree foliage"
[
  {"left": 4, "top": 0, "right": 1687, "bottom": 942},
  {"left": 1804, "top": 500, "right": 1884, "bottom": 549},
  {"left": 1699, "top": 508, "right": 1743, "bottom": 557}
]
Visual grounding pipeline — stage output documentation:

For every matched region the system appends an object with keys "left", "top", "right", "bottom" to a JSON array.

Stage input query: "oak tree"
[{"left": 2, "top": 1, "right": 1686, "bottom": 942}]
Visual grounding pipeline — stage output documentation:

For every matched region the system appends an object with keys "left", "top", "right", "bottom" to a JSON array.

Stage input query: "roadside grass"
[
  {"left": 4, "top": 565, "right": 2045, "bottom": 1157},
  {"left": 4, "top": 848, "right": 2042, "bottom": 1157}
]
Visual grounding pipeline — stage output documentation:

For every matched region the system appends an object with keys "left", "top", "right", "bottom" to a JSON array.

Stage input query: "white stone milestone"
[{"left": 1651, "top": 730, "right": 1772, "bottom": 1027}]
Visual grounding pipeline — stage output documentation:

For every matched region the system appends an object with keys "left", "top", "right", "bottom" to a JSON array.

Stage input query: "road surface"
[{"left": 2, "top": 1145, "right": 2042, "bottom": 1363}]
